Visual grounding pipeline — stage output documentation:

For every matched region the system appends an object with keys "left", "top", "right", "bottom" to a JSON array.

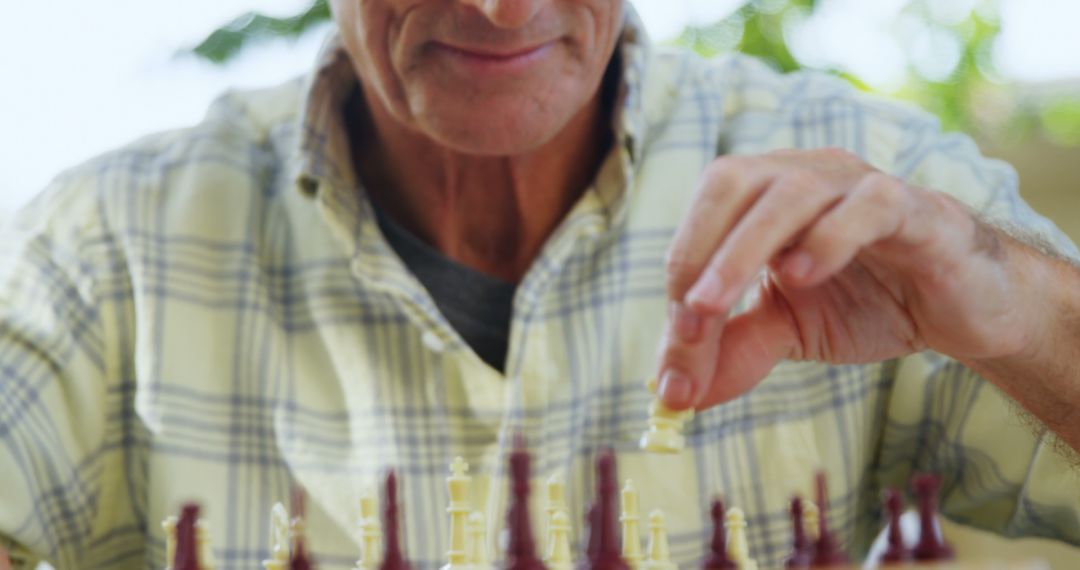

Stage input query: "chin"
[{"left": 411, "top": 91, "right": 585, "bottom": 157}]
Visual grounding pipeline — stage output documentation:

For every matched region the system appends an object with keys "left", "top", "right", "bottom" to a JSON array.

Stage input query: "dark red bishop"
[
  {"left": 173, "top": 503, "right": 201, "bottom": 570},
  {"left": 702, "top": 498, "right": 736, "bottom": 570},
  {"left": 579, "top": 450, "right": 629, "bottom": 570},
  {"left": 810, "top": 473, "right": 849, "bottom": 567},
  {"left": 504, "top": 440, "right": 546, "bottom": 570},
  {"left": 379, "top": 471, "right": 412, "bottom": 570},
  {"left": 783, "top": 497, "right": 812, "bottom": 569},
  {"left": 290, "top": 486, "right": 316, "bottom": 570}
]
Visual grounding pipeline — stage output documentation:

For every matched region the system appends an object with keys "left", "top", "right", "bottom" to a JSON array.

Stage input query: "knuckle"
[
  {"left": 664, "top": 255, "right": 700, "bottom": 298},
  {"left": 775, "top": 170, "right": 821, "bottom": 195},
  {"left": 819, "top": 146, "right": 859, "bottom": 163},
  {"left": 703, "top": 154, "right": 752, "bottom": 183},
  {"left": 861, "top": 173, "right": 905, "bottom": 208}
]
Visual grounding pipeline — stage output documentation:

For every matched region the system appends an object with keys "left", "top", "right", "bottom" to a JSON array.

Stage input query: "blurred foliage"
[
  {"left": 190, "top": 0, "right": 1080, "bottom": 145},
  {"left": 191, "top": 0, "right": 330, "bottom": 64}
]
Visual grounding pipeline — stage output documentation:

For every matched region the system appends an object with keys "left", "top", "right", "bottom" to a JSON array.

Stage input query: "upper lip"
[{"left": 433, "top": 41, "right": 552, "bottom": 58}]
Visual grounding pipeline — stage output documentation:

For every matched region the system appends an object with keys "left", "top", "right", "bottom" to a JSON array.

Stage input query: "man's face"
[{"left": 330, "top": 0, "right": 624, "bottom": 156}]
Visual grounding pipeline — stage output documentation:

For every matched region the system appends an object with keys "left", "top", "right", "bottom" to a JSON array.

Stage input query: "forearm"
[{"left": 965, "top": 229, "right": 1080, "bottom": 453}]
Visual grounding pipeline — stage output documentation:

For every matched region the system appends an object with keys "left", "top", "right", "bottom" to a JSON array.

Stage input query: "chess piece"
[
  {"left": 504, "top": 441, "right": 545, "bottom": 570},
  {"left": 912, "top": 474, "right": 954, "bottom": 561},
  {"left": 264, "top": 503, "right": 291, "bottom": 570},
  {"left": 379, "top": 471, "right": 411, "bottom": 570},
  {"left": 800, "top": 500, "right": 819, "bottom": 543},
  {"left": 701, "top": 499, "right": 736, "bottom": 570},
  {"left": 546, "top": 510, "right": 574, "bottom": 570},
  {"left": 468, "top": 511, "right": 490, "bottom": 568},
  {"left": 196, "top": 519, "right": 217, "bottom": 570},
  {"left": 723, "top": 508, "right": 757, "bottom": 570},
  {"left": 810, "top": 473, "right": 848, "bottom": 567},
  {"left": 643, "top": 511, "right": 676, "bottom": 570},
  {"left": 443, "top": 457, "right": 473, "bottom": 570},
  {"left": 880, "top": 488, "right": 912, "bottom": 564},
  {"left": 584, "top": 503, "right": 601, "bottom": 565},
  {"left": 639, "top": 377, "right": 693, "bottom": 453},
  {"left": 620, "top": 481, "right": 644, "bottom": 570},
  {"left": 581, "top": 450, "right": 630, "bottom": 570},
  {"left": 174, "top": 504, "right": 201, "bottom": 570},
  {"left": 784, "top": 497, "right": 812, "bottom": 569},
  {"left": 290, "top": 487, "right": 316, "bottom": 570},
  {"left": 163, "top": 515, "right": 179, "bottom": 570},
  {"left": 546, "top": 475, "right": 568, "bottom": 562},
  {"left": 357, "top": 489, "right": 383, "bottom": 570}
]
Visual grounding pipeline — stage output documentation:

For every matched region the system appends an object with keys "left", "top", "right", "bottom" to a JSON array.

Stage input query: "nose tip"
[{"left": 460, "top": 0, "right": 544, "bottom": 29}]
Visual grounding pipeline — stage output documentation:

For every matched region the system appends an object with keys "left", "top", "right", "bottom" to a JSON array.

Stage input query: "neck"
[{"left": 347, "top": 83, "right": 614, "bottom": 284}]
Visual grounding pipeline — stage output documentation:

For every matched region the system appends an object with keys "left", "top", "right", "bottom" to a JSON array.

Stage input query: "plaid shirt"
[{"left": 2, "top": 7, "right": 1079, "bottom": 570}]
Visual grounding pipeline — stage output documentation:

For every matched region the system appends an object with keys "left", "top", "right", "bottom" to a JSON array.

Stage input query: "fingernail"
[
  {"left": 659, "top": 370, "right": 695, "bottom": 409},
  {"left": 670, "top": 301, "right": 703, "bottom": 343},
  {"left": 687, "top": 273, "right": 725, "bottom": 310},
  {"left": 785, "top": 251, "right": 814, "bottom": 280}
]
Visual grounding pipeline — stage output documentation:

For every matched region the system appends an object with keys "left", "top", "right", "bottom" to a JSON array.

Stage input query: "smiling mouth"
[{"left": 430, "top": 41, "right": 556, "bottom": 74}]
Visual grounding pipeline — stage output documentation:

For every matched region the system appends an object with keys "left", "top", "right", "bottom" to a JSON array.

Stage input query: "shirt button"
[{"left": 422, "top": 331, "right": 445, "bottom": 353}]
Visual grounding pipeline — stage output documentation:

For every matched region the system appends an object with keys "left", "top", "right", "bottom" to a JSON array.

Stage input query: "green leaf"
[{"left": 188, "top": 0, "right": 330, "bottom": 64}]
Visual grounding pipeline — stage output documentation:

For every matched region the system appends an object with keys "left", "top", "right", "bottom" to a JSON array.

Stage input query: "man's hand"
[{"left": 657, "top": 148, "right": 1054, "bottom": 411}]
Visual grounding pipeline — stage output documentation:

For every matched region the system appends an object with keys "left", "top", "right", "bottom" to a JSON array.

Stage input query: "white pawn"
[
  {"left": 196, "top": 519, "right": 217, "bottom": 570},
  {"left": 801, "top": 499, "right": 820, "bottom": 542},
  {"left": 620, "top": 480, "right": 644, "bottom": 570},
  {"left": 545, "top": 475, "right": 567, "bottom": 558},
  {"left": 467, "top": 511, "right": 490, "bottom": 568},
  {"left": 263, "top": 502, "right": 290, "bottom": 570},
  {"left": 443, "top": 457, "right": 473, "bottom": 570},
  {"left": 162, "top": 515, "right": 178, "bottom": 570},
  {"left": 639, "top": 377, "right": 694, "bottom": 453},
  {"left": 643, "top": 510, "right": 676, "bottom": 570},
  {"left": 356, "top": 489, "right": 383, "bottom": 570},
  {"left": 724, "top": 507, "right": 758, "bottom": 570},
  {"left": 545, "top": 510, "right": 573, "bottom": 570}
]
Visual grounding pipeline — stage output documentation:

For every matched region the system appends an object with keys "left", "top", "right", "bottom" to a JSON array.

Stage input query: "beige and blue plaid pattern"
[{"left": 2, "top": 7, "right": 1079, "bottom": 570}]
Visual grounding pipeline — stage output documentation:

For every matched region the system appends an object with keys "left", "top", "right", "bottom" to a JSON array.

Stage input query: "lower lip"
[{"left": 432, "top": 42, "right": 555, "bottom": 75}]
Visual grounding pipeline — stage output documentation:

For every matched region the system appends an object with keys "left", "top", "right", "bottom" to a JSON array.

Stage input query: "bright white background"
[{"left": 1, "top": 0, "right": 1079, "bottom": 216}]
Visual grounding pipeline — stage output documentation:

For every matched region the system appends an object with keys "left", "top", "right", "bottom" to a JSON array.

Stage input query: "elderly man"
[{"left": 1, "top": 0, "right": 1079, "bottom": 568}]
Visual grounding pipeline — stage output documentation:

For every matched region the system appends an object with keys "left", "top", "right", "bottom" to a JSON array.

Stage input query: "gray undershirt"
[{"left": 373, "top": 205, "right": 516, "bottom": 372}]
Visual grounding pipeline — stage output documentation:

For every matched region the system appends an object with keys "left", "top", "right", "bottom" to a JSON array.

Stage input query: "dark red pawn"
[
  {"left": 379, "top": 471, "right": 412, "bottom": 570},
  {"left": 912, "top": 474, "right": 954, "bottom": 561},
  {"left": 811, "top": 473, "right": 849, "bottom": 567},
  {"left": 880, "top": 488, "right": 911, "bottom": 564},
  {"left": 702, "top": 498, "right": 736, "bottom": 570},
  {"left": 784, "top": 497, "right": 812, "bottom": 569},
  {"left": 173, "top": 503, "right": 201, "bottom": 570}
]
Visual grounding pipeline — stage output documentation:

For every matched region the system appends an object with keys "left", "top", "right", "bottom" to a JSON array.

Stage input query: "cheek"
[{"left": 334, "top": 0, "right": 418, "bottom": 122}]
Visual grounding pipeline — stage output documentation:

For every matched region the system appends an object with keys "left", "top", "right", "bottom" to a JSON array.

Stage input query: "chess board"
[{"left": 150, "top": 442, "right": 1050, "bottom": 570}]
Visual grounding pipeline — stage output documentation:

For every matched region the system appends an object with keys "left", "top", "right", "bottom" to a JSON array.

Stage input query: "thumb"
[
  {"left": 655, "top": 301, "right": 726, "bottom": 410},
  {"left": 695, "top": 283, "right": 800, "bottom": 409}
]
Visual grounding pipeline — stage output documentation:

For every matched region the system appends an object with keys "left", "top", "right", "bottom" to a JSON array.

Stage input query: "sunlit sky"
[{"left": 2, "top": 0, "right": 1079, "bottom": 214}]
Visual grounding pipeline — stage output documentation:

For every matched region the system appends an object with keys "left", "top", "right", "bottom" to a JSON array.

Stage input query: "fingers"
[
  {"left": 665, "top": 156, "right": 773, "bottom": 301},
  {"left": 655, "top": 301, "right": 726, "bottom": 409},
  {"left": 778, "top": 173, "right": 909, "bottom": 287},
  {"left": 694, "top": 279, "right": 800, "bottom": 408},
  {"left": 685, "top": 170, "right": 843, "bottom": 313}
]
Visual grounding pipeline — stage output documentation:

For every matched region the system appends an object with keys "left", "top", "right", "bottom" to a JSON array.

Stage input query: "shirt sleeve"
[
  {"left": 875, "top": 117, "right": 1080, "bottom": 544},
  {"left": 0, "top": 172, "right": 135, "bottom": 568}
]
